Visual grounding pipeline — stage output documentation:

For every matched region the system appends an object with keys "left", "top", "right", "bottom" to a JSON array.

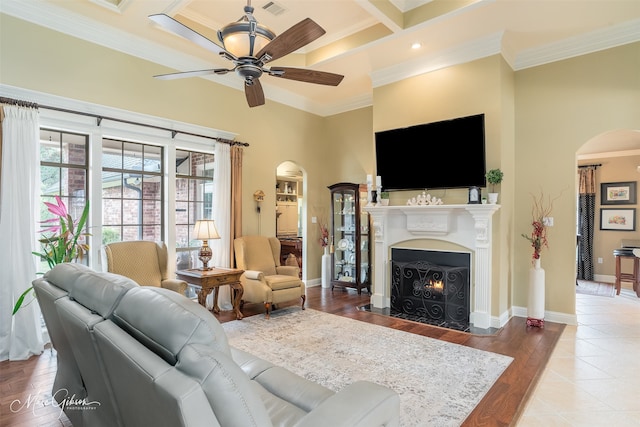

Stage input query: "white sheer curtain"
[
  {"left": 0, "top": 105, "right": 44, "bottom": 361},
  {"left": 209, "top": 142, "right": 232, "bottom": 309}
]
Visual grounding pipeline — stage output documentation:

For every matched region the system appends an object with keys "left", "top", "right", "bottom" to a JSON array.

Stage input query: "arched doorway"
[
  {"left": 576, "top": 129, "right": 640, "bottom": 290},
  {"left": 276, "top": 161, "right": 306, "bottom": 279}
]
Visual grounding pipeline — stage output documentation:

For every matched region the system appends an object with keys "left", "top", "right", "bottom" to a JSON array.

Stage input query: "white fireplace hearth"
[{"left": 363, "top": 204, "right": 500, "bottom": 329}]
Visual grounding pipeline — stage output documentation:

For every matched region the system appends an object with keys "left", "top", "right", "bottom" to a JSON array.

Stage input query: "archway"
[
  {"left": 576, "top": 129, "right": 640, "bottom": 290},
  {"left": 275, "top": 161, "right": 306, "bottom": 279}
]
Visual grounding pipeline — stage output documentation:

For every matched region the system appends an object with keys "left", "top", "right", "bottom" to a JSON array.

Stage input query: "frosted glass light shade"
[{"left": 218, "top": 21, "right": 275, "bottom": 58}]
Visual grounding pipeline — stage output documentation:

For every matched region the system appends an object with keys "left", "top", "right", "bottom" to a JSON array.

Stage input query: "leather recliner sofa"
[{"left": 33, "top": 263, "right": 400, "bottom": 427}]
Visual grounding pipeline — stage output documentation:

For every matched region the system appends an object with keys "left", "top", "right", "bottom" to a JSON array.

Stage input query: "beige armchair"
[
  {"left": 103, "top": 241, "right": 188, "bottom": 296},
  {"left": 234, "top": 235, "right": 305, "bottom": 318}
]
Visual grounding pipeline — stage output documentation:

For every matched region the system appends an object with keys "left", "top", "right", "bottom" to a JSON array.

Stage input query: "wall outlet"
[
  {"left": 311, "top": 216, "right": 317, "bottom": 224},
  {"left": 543, "top": 217, "right": 554, "bottom": 226},
  {"left": 598, "top": 257, "right": 603, "bottom": 264}
]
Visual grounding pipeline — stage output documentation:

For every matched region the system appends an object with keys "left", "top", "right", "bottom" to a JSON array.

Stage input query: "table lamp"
[{"left": 193, "top": 220, "right": 220, "bottom": 270}]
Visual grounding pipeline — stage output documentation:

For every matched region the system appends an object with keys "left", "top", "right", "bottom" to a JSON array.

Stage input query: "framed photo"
[
  {"left": 601, "top": 181, "right": 637, "bottom": 205},
  {"left": 600, "top": 208, "right": 636, "bottom": 231}
]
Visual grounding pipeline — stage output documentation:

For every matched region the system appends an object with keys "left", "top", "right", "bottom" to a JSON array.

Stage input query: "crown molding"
[
  {"left": 316, "top": 93, "right": 373, "bottom": 117},
  {"left": 513, "top": 18, "right": 640, "bottom": 71}
]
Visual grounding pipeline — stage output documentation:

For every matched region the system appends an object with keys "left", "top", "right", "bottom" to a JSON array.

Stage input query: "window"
[
  {"left": 18, "top": 88, "right": 230, "bottom": 272},
  {"left": 39, "top": 128, "right": 89, "bottom": 267},
  {"left": 175, "top": 149, "right": 214, "bottom": 270},
  {"left": 101, "top": 138, "right": 164, "bottom": 244}
]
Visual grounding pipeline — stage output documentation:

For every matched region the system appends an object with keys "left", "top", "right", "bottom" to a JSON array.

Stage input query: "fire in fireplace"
[{"left": 390, "top": 248, "right": 471, "bottom": 331}]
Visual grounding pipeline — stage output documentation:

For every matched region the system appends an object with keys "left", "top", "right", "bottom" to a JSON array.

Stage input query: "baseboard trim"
[
  {"left": 512, "top": 305, "right": 577, "bottom": 326},
  {"left": 594, "top": 274, "right": 615, "bottom": 284}
]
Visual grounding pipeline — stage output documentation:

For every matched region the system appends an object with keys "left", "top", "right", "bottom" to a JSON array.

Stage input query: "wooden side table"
[{"left": 176, "top": 267, "right": 244, "bottom": 319}]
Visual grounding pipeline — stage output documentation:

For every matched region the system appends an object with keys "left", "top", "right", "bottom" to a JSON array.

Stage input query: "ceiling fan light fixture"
[
  {"left": 150, "top": 4, "right": 342, "bottom": 108},
  {"left": 218, "top": 21, "right": 275, "bottom": 58}
]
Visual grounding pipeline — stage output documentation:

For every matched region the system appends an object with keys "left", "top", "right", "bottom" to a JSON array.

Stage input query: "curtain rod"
[
  {"left": 0, "top": 96, "right": 249, "bottom": 147},
  {"left": 578, "top": 163, "right": 602, "bottom": 169}
]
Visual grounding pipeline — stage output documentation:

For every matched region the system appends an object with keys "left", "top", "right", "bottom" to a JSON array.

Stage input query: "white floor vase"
[
  {"left": 321, "top": 247, "right": 332, "bottom": 288},
  {"left": 527, "top": 258, "right": 545, "bottom": 328}
]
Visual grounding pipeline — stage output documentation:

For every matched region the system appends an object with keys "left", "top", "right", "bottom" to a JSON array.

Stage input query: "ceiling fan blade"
[
  {"left": 245, "top": 79, "right": 265, "bottom": 107},
  {"left": 255, "top": 18, "right": 325, "bottom": 63},
  {"left": 269, "top": 67, "right": 344, "bottom": 86},
  {"left": 149, "top": 14, "right": 226, "bottom": 56},
  {"left": 154, "top": 68, "right": 231, "bottom": 80}
]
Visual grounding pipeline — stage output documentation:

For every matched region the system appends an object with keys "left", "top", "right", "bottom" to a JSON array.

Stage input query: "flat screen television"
[{"left": 375, "top": 114, "right": 486, "bottom": 191}]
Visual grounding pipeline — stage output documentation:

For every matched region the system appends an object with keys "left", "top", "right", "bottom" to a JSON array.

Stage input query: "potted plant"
[
  {"left": 379, "top": 191, "right": 390, "bottom": 206},
  {"left": 13, "top": 196, "right": 90, "bottom": 315},
  {"left": 485, "top": 169, "right": 503, "bottom": 204}
]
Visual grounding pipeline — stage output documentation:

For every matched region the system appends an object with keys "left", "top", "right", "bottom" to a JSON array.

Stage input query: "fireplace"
[
  {"left": 363, "top": 204, "right": 500, "bottom": 330},
  {"left": 391, "top": 248, "right": 471, "bottom": 331}
]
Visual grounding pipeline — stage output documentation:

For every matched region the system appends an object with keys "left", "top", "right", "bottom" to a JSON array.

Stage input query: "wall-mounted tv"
[{"left": 375, "top": 114, "right": 486, "bottom": 191}]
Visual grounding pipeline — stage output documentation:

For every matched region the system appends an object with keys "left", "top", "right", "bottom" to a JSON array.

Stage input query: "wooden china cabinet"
[{"left": 328, "top": 183, "right": 370, "bottom": 294}]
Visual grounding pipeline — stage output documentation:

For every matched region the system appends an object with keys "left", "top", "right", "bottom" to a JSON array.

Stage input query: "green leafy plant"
[
  {"left": 380, "top": 191, "right": 390, "bottom": 199},
  {"left": 485, "top": 169, "right": 504, "bottom": 192},
  {"left": 13, "top": 196, "right": 90, "bottom": 315}
]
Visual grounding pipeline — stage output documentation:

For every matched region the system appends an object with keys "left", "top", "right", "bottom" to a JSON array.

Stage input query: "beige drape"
[
  {"left": 578, "top": 167, "right": 597, "bottom": 195},
  {"left": 230, "top": 145, "right": 243, "bottom": 266}
]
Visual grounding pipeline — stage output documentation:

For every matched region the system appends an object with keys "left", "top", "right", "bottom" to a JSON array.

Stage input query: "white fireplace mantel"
[{"left": 363, "top": 204, "right": 500, "bottom": 329}]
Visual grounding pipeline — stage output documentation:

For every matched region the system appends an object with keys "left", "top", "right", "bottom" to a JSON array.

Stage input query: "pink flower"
[
  {"left": 43, "top": 195, "right": 68, "bottom": 217},
  {"left": 39, "top": 196, "right": 70, "bottom": 233},
  {"left": 34, "top": 196, "right": 91, "bottom": 267}
]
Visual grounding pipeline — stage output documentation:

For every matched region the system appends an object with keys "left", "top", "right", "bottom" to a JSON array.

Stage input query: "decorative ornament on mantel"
[{"left": 406, "top": 191, "right": 443, "bottom": 206}]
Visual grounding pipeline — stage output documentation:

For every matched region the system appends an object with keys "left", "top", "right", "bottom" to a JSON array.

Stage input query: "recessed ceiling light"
[{"left": 411, "top": 42, "right": 422, "bottom": 49}]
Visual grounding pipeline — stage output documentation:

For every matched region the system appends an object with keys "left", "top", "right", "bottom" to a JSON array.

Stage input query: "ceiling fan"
[{"left": 149, "top": 0, "right": 344, "bottom": 107}]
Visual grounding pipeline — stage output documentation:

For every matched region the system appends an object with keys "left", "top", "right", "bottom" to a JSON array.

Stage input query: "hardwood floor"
[{"left": 0, "top": 286, "right": 563, "bottom": 426}]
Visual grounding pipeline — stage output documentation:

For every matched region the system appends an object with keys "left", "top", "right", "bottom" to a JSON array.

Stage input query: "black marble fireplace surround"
[{"left": 390, "top": 248, "right": 471, "bottom": 332}]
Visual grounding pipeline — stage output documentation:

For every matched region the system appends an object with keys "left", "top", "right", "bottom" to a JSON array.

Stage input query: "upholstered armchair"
[
  {"left": 233, "top": 235, "right": 305, "bottom": 318},
  {"left": 103, "top": 241, "right": 188, "bottom": 296}
]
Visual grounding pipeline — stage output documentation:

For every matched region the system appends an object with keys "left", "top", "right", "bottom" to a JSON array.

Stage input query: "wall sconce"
[
  {"left": 254, "top": 189, "right": 265, "bottom": 213},
  {"left": 193, "top": 220, "right": 220, "bottom": 270}
]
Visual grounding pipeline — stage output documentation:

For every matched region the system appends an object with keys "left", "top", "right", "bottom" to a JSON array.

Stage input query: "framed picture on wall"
[
  {"left": 600, "top": 181, "right": 637, "bottom": 205},
  {"left": 600, "top": 208, "right": 636, "bottom": 231}
]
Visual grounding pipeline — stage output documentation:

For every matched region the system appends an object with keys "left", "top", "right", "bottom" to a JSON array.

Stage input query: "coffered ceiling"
[{"left": 2, "top": 0, "right": 640, "bottom": 116}]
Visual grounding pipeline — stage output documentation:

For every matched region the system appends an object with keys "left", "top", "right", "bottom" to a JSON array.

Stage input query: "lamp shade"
[{"left": 193, "top": 220, "right": 221, "bottom": 240}]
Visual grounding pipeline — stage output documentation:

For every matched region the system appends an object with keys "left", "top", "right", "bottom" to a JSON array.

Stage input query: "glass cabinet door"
[
  {"left": 358, "top": 186, "right": 369, "bottom": 286},
  {"left": 332, "top": 187, "right": 356, "bottom": 284},
  {"left": 329, "top": 183, "right": 370, "bottom": 294}
]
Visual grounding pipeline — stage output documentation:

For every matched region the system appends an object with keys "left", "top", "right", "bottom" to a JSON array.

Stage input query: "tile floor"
[{"left": 518, "top": 287, "right": 640, "bottom": 426}]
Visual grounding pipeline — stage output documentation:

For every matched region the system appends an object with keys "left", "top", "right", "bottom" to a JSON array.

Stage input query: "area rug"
[
  {"left": 222, "top": 308, "right": 513, "bottom": 427},
  {"left": 576, "top": 279, "right": 616, "bottom": 297}
]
